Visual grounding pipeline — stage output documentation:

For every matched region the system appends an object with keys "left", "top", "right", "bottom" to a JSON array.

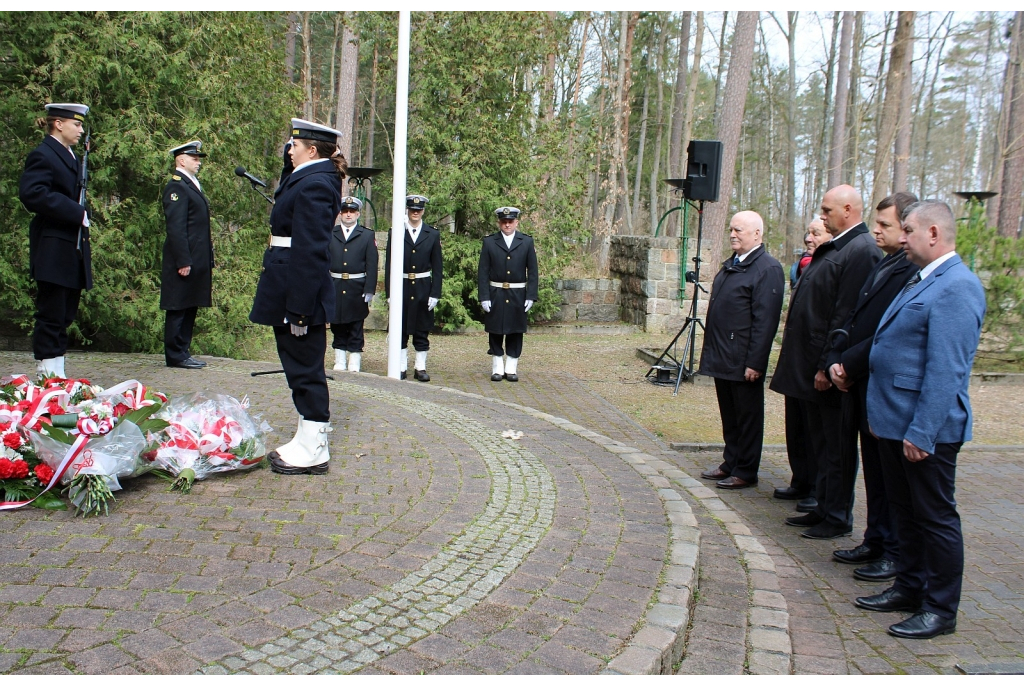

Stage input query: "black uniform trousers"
[
  {"left": 849, "top": 383, "right": 898, "bottom": 560},
  {"left": 164, "top": 307, "right": 198, "bottom": 364},
  {"left": 488, "top": 333, "right": 523, "bottom": 358},
  {"left": 400, "top": 330, "right": 430, "bottom": 352},
  {"left": 878, "top": 438, "right": 964, "bottom": 621},
  {"left": 810, "top": 399, "right": 855, "bottom": 529},
  {"left": 714, "top": 377, "right": 765, "bottom": 483},
  {"left": 33, "top": 280, "right": 81, "bottom": 360},
  {"left": 332, "top": 320, "right": 365, "bottom": 353},
  {"left": 784, "top": 395, "right": 818, "bottom": 495},
  {"left": 273, "top": 324, "right": 330, "bottom": 422}
]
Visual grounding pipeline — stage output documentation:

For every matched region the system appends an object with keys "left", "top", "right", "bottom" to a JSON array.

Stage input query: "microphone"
[{"left": 235, "top": 166, "right": 268, "bottom": 188}]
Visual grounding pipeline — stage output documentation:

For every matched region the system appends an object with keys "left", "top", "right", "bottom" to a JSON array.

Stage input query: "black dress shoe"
[
  {"left": 855, "top": 586, "right": 920, "bottom": 613},
  {"left": 491, "top": 373, "right": 503, "bottom": 382},
  {"left": 400, "top": 371, "right": 407, "bottom": 380},
  {"left": 504, "top": 373, "right": 518, "bottom": 382},
  {"left": 700, "top": 467, "right": 729, "bottom": 480},
  {"left": 888, "top": 611, "right": 956, "bottom": 639},
  {"left": 267, "top": 451, "right": 329, "bottom": 475},
  {"left": 414, "top": 369, "right": 430, "bottom": 382},
  {"left": 796, "top": 497, "right": 818, "bottom": 513},
  {"left": 773, "top": 486, "right": 809, "bottom": 500},
  {"left": 168, "top": 357, "right": 204, "bottom": 369},
  {"left": 833, "top": 543, "right": 883, "bottom": 565},
  {"left": 801, "top": 522, "right": 853, "bottom": 539},
  {"left": 717, "top": 476, "right": 755, "bottom": 490},
  {"left": 854, "top": 558, "right": 897, "bottom": 581},
  {"left": 785, "top": 512, "right": 823, "bottom": 527},
  {"left": 189, "top": 357, "right": 207, "bottom": 367}
]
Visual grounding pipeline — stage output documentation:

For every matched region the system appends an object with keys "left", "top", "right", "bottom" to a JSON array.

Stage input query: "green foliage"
[
  {"left": 955, "top": 202, "right": 1024, "bottom": 364},
  {"left": 0, "top": 11, "right": 294, "bottom": 356}
]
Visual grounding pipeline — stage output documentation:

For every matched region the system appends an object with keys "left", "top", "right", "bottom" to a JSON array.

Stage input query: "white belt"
[
  {"left": 330, "top": 272, "right": 366, "bottom": 279},
  {"left": 269, "top": 236, "right": 291, "bottom": 248},
  {"left": 403, "top": 272, "right": 431, "bottom": 280},
  {"left": 490, "top": 281, "right": 527, "bottom": 289}
]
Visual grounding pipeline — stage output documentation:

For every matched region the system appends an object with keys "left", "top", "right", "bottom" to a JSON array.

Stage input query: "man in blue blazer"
[{"left": 856, "top": 200, "right": 985, "bottom": 640}]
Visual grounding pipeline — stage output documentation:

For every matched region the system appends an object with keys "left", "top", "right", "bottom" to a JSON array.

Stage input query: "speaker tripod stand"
[{"left": 646, "top": 199, "right": 708, "bottom": 396}]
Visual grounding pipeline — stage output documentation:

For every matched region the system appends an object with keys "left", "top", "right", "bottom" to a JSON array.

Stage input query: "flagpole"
[{"left": 387, "top": 11, "right": 411, "bottom": 380}]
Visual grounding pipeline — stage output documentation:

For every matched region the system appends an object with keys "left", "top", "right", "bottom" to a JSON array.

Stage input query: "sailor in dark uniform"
[
  {"left": 250, "top": 118, "right": 345, "bottom": 475},
  {"left": 161, "top": 140, "right": 213, "bottom": 370},
  {"left": 383, "top": 195, "right": 442, "bottom": 381},
  {"left": 329, "top": 196, "right": 378, "bottom": 373},
  {"left": 18, "top": 103, "right": 92, "bottom": 379},
  {"left": 478, "top": 206, "right": 539, "bottom": 381}
]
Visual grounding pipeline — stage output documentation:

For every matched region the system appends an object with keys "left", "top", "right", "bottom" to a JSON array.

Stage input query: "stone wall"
[
  {"left": 549, "top": 278, "right": 621, "bottom": 323},
  {"left": 609, "top": 235, "right": 708, "bottom": 333}
]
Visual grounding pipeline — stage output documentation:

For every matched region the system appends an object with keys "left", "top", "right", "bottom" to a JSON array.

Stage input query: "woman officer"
[
  {"left": 249, "top": 119, "right": 346, "bottom": 475},
  {"left": 18, "top": 102, "right": 92, "bottom": 380}
]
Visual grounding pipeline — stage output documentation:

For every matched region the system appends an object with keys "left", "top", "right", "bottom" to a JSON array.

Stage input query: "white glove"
[
  {"left": 428, "top": 297, "right": 438, "bottom": 310},
  {"left": 481, "top": 300, "right": 491, "bottom": 313},
  {"left": 82, "top": 211, "right": 90, "bottom": 227},
  {"left": 290, "top": 323, "right": 308, "bottom": 337},
  {"left": 364, "top": 294, "right": 373, "bottom": 304},
  {"left": 525, "top": 299, "right": 534, "bottom": 312}
]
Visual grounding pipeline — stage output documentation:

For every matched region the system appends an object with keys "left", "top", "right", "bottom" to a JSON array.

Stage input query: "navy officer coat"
[
  {"left": 384, "top": 224, "right": 443, "bottom": 332},
  {"left": 330, "top": 222, "right": 378, "bottom": 324},
  {"left": 477, "top": 231, "right": 539, "bottom": 335}
]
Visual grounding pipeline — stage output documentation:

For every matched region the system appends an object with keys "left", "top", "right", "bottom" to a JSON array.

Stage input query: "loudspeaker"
[{"left": 682, "top": 140, "right": 723, "bottom": 202}]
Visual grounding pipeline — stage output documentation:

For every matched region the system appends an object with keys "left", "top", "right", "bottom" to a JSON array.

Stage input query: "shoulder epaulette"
[{"left": 171, "top": 175, "right": 182, "bottom": 181}]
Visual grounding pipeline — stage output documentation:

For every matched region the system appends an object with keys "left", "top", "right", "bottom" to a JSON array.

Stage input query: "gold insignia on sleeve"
[
  {"left": 170, "top": 193, "right": 179, "bottom": 201},
  {"left": 172, "top": 175, "right": 181, "bottom": 180}
]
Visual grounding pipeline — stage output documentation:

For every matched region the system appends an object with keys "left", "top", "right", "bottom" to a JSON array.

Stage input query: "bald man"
[
  {"left": 770, "top": 185, "right": 881, "bottom": 539},
  {"left": 698, "top": 211, "right": 785, "bottom": 489},
  {"left": 856, "top": 200, "right": 985, "bottom": 639}
]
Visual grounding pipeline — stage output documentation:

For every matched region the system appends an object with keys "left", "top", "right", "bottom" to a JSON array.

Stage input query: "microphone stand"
[{"left": 246, "top": 179, "right": 275, "bottom": 205}]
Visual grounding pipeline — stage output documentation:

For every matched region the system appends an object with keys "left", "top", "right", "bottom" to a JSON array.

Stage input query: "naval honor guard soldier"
[
  {"left": 478, "top": 206, "right": 538, "bottom": 381},
  {"left": 329, "top": 196, "right": 378, "bottom": 372},
  {"left": 19, "top": 102, "right": 93, "bottom": 379},
  {"left": 161, "top": 141, "right": 213, "bottom": 370},
  {"left": 384, "top": 195, "right": 442, "bottom": 381},
  {"left": 250, "top": 118, "right": 346, "bottom": 475}
]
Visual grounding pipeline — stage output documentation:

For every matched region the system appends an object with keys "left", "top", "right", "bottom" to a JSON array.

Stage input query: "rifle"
[{"left": 77, "top": 128, "right": 90, "bottom": 254}]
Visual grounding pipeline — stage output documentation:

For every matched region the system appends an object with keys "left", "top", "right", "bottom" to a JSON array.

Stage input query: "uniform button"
[
  {"left": 507, "top": 270, "right": 511, "bottom": 274},
  {"left": 507, "top": 256, "right": 511, "bottom": 260},
  {"left": 342, "top": 290, "right": 346, "bottom": 294},
  {"left": 412, "top": 249, "right": 416, "bottom": 253},
  {"left": 344, "top": 248, "right": 348, "bottom": 252},
  {"left": 343, "top": 262, "right": 347, "bottom": 265}
]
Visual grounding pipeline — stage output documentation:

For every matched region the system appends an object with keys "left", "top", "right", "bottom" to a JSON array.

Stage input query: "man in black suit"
[
  {"left": 478, "top": 206, "right": 539, "bottom": 382},
  {"left": 19, "top": 102, "right": 92, "bottom": 379},
  {"left": 697, "top": 211, "right": 784, "bottom": 489},
  {"left": 161, "top": 141, "right": 213, "bottom": 370},
  {"left": 329, "top": 196, "right": 378, "bottom": 373},
  {"left": 384, "top": 195, "right": 443, "bottom": 381},
  {"left": 770, "top": 184, "right": 881, "bottom": 540},
  {"left": 827, "top": 192, "right": 918, "bottom": 582}
]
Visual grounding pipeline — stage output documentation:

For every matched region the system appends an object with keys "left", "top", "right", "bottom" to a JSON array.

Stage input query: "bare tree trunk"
[
  {"left": 334, "top": 13, "right": 359, "bottom": 175},
  {"left": 300, "top": 12, "right": 313, "bottom": 119},
  {"left": 544, "top": 11, "right": 557, "bottom": 121},
  {"left": 703, "top": 11, "right": 758, "bottom": 266},
  {"left": 633, "top": 51, "right": 651, "bottom": 225},
  {"left": 780, "top": 12, "right": 799, "bottom": 259},
  {"left": 285, "top": 13, "right": 298, "bottom": 82},
  {"left": 668, "top": 12, "right": 692, "bottom": 180},
  {"left": 917, "top": 17, "right": 953, "bottom": 198},
  {"left": 650, "top": 22, "right": 668, "bottom": 234},
  {"left": 568, "top": 16, "right": 589, "bottom": 166},
  {"left": 892, "top": 13, "right": 916, "bottom": 192},
  {"left": 681, "top": 13, "right": 704, "bottom": 177},
  {"left": 713, "top": 12, "right": 730, "bottom": 124},
  {"left": 812, "top": 12, "right": 840, "bottom": 205},
  {"left": 870, "top": 11, "right": 914, "bottom": 213},
  {"left": 989, "top": 15, "right": 1016, "bottom": 225},
  {"left": 843, "top": 12, "right": 865, "bottom": 186},
  {"left": 327, "top": 14, "right": 341, "bottom": 126},
  {"left": 828, "top": 12, "right": 854, "bottom": 189},
  {"left": 366, "top": 41, "right": 379, "bottom": 189},
  {"left": 998, "top": 12, "right": 1024, "bottom": 238}
]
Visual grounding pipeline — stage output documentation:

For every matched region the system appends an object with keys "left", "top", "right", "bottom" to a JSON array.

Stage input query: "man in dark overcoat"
[
  {"left": 19, "top": 102, "right": 92, "bottom": 379},
  {"left": 769, "top": 184, "right": 881, "bottom": 540},
  {"left": 478, "top": 206, "right": 539, "bottom": 382},
  {"left": 329, "top": 195, "right": 378, "bottom": 373},
  {"left": 827, "top": 192, "right": 918, "bottom": 583},
  {"left": 384, "top": 195, "right": 442, "bottom": 381},
  {"left": 698, "top": 210, "right": 784, "bottom": 488},
  {"left": 161, "top": 140, "right": 213, "bottom": 369}
]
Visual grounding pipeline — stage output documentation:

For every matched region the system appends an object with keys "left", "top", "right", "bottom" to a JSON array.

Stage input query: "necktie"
[
  {"left": 732, "top": 256, "right": 740, "bottom": 266},
  {"left": 901, "top": 271, "right": 921, "bottom": 297}
]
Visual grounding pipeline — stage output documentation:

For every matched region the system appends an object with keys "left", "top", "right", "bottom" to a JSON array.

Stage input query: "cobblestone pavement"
[{"left": 3, "top": 347, "right": 1022, "bottom": 674}]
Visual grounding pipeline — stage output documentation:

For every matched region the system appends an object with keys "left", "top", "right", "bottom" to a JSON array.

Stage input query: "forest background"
[{"left": 1, "top": 11, "right": 1023, "bottom": 363}]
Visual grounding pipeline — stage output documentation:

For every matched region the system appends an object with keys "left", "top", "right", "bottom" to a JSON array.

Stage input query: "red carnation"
[
  {"left": 0, "top": 422, "right": 10, "bottom": 432},
  {"left": 47, "top": 403, "right": 66, "bottom": 416},
  {"left": 34, "top": 463, "right": 55, "bottom": 483},
  {"left": 0, "top": 458, "right": 14, "bottom": 479},
  {"left": 11, "top": 459, "right": 29, "bottom": 479},
  {"left": 113, "top": 403, "right": 131, "bottom": 418},
  {"left": 15, "top": 400, "right": 31, "bottom": 411},
  {"left": 3, "top": 431, "right": 23, "bottom": 450}
]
